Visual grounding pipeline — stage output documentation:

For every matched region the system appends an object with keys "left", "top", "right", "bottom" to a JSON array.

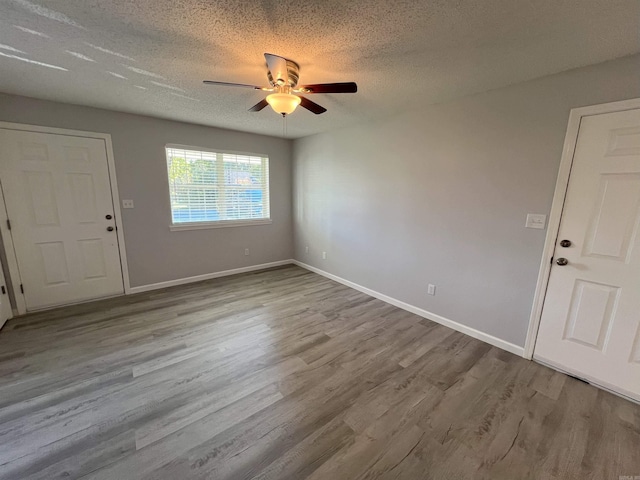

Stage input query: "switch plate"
[
  {"left": 427, "top": 284, "right": 436, "bottom": 296},
  {"left": 244, "top": 248, "right": 250, "bottom": 256},
  {"left": 122, "top": 199, "right": 134, "bottom": 209},
  {"left": 322, "top": 251, "right": 327, "bottom": 260},
  {"left": 525, "top": 214, "right": 546, "bottom": 229},
  {"left": 305, "top": 246, "right": 309, "bottom": 254}
]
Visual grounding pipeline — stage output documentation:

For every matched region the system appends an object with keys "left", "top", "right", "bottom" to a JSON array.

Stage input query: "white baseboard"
[
  {"left": 128, "top": 259, "right": 295, "bottom": 294},
  {"left": 292, "top": 260, "right": 525, "bottom": 358},
  {"left": 128, "top": 258, "right": 525, "bottom": 358}
]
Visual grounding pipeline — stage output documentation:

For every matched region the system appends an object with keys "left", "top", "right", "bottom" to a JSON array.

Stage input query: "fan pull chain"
[{"left": 282, "top": 113, "right": 287, "bottom": 137}]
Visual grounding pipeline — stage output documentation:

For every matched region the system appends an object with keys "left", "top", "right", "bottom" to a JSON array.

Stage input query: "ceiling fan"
[{"left": 203, "top": 53, "right": 357, "bottom": 116}]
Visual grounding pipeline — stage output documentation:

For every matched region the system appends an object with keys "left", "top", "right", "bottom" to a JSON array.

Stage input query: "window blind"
[{"left": 165, "top": 147, "right": 270, "bottom": 224}]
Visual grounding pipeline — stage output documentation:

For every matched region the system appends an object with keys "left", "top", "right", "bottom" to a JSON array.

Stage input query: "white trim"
[
  {"left": 20, "top": 292, "right": 124, "bottom": 312},
  {"left": 128, "top": 259, "right": 294, "bottom": 294},
  {"left": 293, "top": 260, "right": 525, "bottom": 357},
  {"left": 165, "top": 143, "right": 269, "bottom": 159},
  {"left": 523, "top": 97, "right": 640, "bottom": 360},
  {"left": 0, "top": 122, "right": 114, "bottom": 140},
  {"left": 0, "top": 122, "right": 132, "bottom": 311},
  {"left": 169, "top": 219, "right": 272, "bottom": 231},
  {"left": 164, "top": 144, "right": 271, "bottom": 233},
  {"left": 0, "top": 225, "right": 14, "bottom": 324},
  {"left": 103, "top": 135, "right": 132, "bottom": 294},
  {"left": 0, "top": 182, "right": 27, "bottom": 314}
]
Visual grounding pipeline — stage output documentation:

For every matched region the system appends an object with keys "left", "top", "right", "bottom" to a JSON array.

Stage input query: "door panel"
[
  {"left": 0, "top": 129, "right": 124, "bottom": 310},
  {"left": 535, "top": 108, "right": 640, "bottom": 402},
  {"left": 562, "top": 280, "right": 618, "bottom": 350},
  {"left": 26, "top": 171, "right": 60, "bottom": 225},
  {"left": 583, "top": 174, "right": 640, "bottom": 261},
  {"left": 78, "top": 239, "right": 109, "bottom": 279},
  {"left": 69, "top": 173, "right": 99, "bottom": 223},
  {"left": 606, "top": 126, "right": 640, "bottom": 156},
  {"left": 38, "top": 241, "right": 71, "bottom": 285}
]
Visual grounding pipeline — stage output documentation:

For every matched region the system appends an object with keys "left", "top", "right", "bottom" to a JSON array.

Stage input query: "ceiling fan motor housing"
[{"left": 267, "top": 59, "right": 300, "bottom": 87}]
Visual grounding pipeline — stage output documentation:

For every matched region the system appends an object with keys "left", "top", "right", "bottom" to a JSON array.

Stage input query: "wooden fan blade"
[
  {"left": 203, "top": 80, "right": 263, "bottom": 89},
  {"left": 299, "top": 96, "right": 327, "bottom": 115},
  {"left": 297, "top": 82, "right": 357, "bottom": 94},
  {"left": 264, "top": 53, "right": 289, "bottom": 86},
  {"left": 248, "top": 99, "right": 269, "bottom": 112}
]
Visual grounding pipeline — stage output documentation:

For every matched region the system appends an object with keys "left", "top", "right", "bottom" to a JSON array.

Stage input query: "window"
[{"left": 165, "top": 145, "right": 270, "bottom": 230}]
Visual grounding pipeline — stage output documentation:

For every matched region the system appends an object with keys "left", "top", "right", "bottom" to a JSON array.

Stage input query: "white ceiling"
[{"left": 0, "top": 0, "right": 638, "bottom": 139}]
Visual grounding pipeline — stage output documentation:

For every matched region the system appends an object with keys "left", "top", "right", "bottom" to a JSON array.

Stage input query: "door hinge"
[
  {"left": 20, "top": 284, "right": 24, "bottom": 294},
  {"left": 6, "top": 219, "right": 11, "bottom": 230},
  {"left": 1, "top": 286, "right": 5, "bottom": 295},
  {"left": 550, "top": 256, "right": 554, "bottom": 265}
]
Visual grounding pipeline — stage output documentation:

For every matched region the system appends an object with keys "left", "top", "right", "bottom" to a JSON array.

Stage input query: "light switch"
[
  {"left": 122, "top": 199, "right": 134, "bottom": 209},
  {"left": 525, "top": 214, "right": 546, "bottom": 229}
]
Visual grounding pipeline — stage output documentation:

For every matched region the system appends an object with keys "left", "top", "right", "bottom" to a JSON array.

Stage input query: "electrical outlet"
[
  {"left": 244, "top": 248, "right": 250, "bottom": 256},
  {"left": 322, "top": 251, "right": 327, "bottom": 260},
  {"left": 122, "top": 199, "right": 134, "bottom": 209},
  {"left": 428, "top": 284, "right": 436, "bottom": 296}
]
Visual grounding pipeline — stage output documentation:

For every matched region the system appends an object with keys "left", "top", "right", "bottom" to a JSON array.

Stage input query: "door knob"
[
  {"left": 556, "top": 257, "right": 568, "bottom": 266},
  {"left": 107, "top": 226, "right": 114, "bottom": 232},
  {"left": 559, "top": 239, "right": 571, "bottom": 247},
  {"left": 106, "top": 214, "right": 113, "bottom": 220}
]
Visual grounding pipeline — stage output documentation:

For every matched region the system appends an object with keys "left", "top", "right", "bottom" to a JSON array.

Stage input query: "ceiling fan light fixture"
[
  {"left": 204, "top": 53, "right": 356, "bottom": 116},
  {"left": 266, "top": 93, "right": 301, "bottom": 115}
]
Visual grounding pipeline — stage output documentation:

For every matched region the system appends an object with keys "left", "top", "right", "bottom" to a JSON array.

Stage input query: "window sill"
[{"left": 169, "top": 219, "right": 272, "bottom": 231}]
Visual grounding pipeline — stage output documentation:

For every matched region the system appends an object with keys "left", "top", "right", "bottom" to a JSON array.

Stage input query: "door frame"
[
  {"left": 0, "top": 122, "right": 131, "bottom": 315},
  {"left": 0, "top": 251, "right": 14, "bottom": 328},
  {"left": 524, "top": 97, "right": 640, "bottom": 360}
]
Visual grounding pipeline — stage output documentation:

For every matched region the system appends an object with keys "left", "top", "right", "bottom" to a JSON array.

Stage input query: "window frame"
[{"left": 164, "top": 144, "right": 272, "bottom": 231}]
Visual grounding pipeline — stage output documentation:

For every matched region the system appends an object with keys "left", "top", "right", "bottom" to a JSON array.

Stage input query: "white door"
[
  {"left": 0, "top": 129, "right": 124, "bottom": 310},
  {"left": 535, "top": 108, "right": 640, "bottom": 402},
  {"left": 0, "top": 264, "right": 12, "bottom": 329}
]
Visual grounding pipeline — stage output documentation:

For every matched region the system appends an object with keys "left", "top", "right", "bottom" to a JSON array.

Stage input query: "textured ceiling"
[{"left": 0, "top": 0, "right": 638, "bottom": 139}]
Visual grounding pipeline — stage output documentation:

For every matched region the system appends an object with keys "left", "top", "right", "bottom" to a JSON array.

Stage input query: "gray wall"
[
  {"left": 293, "top": 54, "right": 640, "bottom": 348},
  {"left": 0, "top": 94, "right": 293, "bottom": 287}
]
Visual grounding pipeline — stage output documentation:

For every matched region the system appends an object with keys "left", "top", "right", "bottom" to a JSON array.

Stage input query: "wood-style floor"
[{"left": 0, "top": 266, "right": 638, "bottom": 479}]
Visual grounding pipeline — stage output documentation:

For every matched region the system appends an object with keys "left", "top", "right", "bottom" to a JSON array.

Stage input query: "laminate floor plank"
[{"left": 0, "top": 265, "right": 637, "bottom": 480}]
